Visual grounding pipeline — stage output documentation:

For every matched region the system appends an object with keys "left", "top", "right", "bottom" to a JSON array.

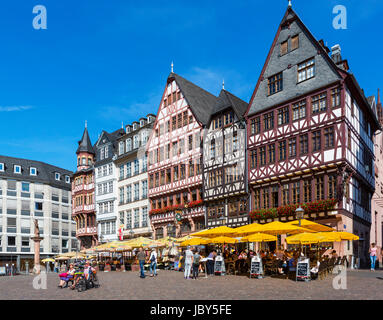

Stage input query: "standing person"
[
  {"left": 184, "top": 246, "right": 194, "bottom": 279},
  {"left": 149, "top": 248, "right": 157, "bottom": 277},
  {"left": 192, "top": 249, "right": 201, "bottom": 279},
  {"left": 137, "top": 247, "right": 146, "bottom": 278},
  {"left": 54, "top": 261, "right": 59, "bottom": 273},
  {"left": 369, "top": 243, "right": 378, "bottom": 271},
  {"left": 207, "top": 250, "right": 216, "bottom": 275}
]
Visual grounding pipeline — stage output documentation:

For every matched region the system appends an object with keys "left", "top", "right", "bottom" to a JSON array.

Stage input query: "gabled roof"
[
  {"left": 76, "top": 127, "right": 95, "bottom": 155},
  {"left": 211, "top": 89, "right": 248, "bottom": 121},
  {"left": 168, "top": 73, "right": 218, "bottom": 125}
]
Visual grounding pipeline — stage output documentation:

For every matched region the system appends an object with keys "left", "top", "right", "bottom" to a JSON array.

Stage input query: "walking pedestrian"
[
  {"left": 192, "top": 249, "right": 201, "bottom": 279},
  {"left": 184, "top": 246, "right": 193, "bottom": 279},
  {"left": 369, "top": 243, "right": 378, "bottom": 271},
  {"left": 137, "top": 247, "right": 146, "bottom": 278},
  {"left": 207, "top": 250, "right": 216, "bottom": 275},
  {"left": 5, "top": 264, "right": 9, "bottom": 276},
  {"left": 149, "top": 248, "right": 157, "bottom": 277}
]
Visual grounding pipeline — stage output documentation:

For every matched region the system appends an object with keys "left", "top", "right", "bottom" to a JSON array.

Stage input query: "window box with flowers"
[{"left": 249, "top": 198, "right": 337, "bottom": 221}]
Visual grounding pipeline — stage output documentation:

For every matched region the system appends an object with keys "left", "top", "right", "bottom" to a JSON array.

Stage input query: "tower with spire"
[{"left": 72, "top": 123, "right": 98, "bottom": 249}]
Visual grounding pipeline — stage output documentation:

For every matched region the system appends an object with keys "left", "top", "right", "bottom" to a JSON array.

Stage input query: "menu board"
[
  {"left": 214, "top": 256, "right": 225, "bottom": 274},
  {"left": 250, "top": 256, "right": 263, "bottom": 278},
  {"left": 296, "top": 258, "right": 310, "bottom": 281}
]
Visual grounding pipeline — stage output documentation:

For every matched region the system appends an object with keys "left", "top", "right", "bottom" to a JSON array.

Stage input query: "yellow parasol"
[
  {"left": 41, "top": 258, "right": 55, "bottom": 263},
  {"left": 240, "top": 233, "right": 277, "bottom": 243},
  {"left": 232, "top": 223, "right": 261, "bottom": 237},
  {"left": 286, "top": 219, "right": 334, "bottom": 232},
  {"left": 334, "top": 231, "right": 359, "bottom": 241},
  {"left": 180, "top": 237, "right": 209, "bottom": 247},
  {"left": 286, "top": 232, "right": 328, "bottom": 245},
  {"left": 175, "top": 235, "right": 194, "bottom": 243},
  {"left": 254, "top": 221, "right": 315, "bottom": 235},
  {"left": 191, "top": 226, "right": 236, "bottom": 238},
  {"left": 208, "top": 236, "right": 238, "bottom": 244},
  {"left": 56, "top": 251, "right": 87, "bottom": 259}
]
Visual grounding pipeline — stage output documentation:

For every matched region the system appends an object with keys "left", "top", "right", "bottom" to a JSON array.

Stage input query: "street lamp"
[
  {"left": 129, "top": 229, "right": 134, "bottom": 239},
  {"left": 295, "top": 206, "right": 304, "bottom": 227}
]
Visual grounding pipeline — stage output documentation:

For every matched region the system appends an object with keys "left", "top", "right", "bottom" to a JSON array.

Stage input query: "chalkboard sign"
[
  {"left": 296, "top": 258, "right": 310, "bottom": 281},
  {"left": 250, "top": 256, "right": 263, "bottom": 278},
  {"left": 214, "top": 256, "right": 225, "bottom": 275}
]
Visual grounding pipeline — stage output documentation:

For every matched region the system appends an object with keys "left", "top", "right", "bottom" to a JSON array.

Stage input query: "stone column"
[{"left": 31, "top": 235, "right": 44, "bottom": 274}]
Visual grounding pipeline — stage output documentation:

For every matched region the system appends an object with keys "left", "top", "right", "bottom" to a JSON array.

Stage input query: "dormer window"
[
  {"left": 55, "top": 172, "right": 60, "bottom": 181},
  {"left": 133, "top": 123, "right": 138, "bottom": 131},
  {"left": 14, "top": 165, "right": 21, "bottom": 174},
  {"left": 65, "top": 175, "right": 70, "bottom": 183},
  {"left": 147, "top": 116, "right": 153, "bottom": 123},
  {"left": 30, "top": 167, "right": 37, "bottom": 176},
  {"left": 140, "top": 120, "right": 145, "bottom": 127},
  {"left": 126, "top": 126, "right": 131, "bottom": 134},
  {"left": 0, "top": 163, "right": 4, "bottom": 172}
]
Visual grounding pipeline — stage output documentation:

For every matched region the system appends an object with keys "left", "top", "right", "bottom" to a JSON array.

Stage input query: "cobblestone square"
[{"left": 0, "top": 269, "right": 382, "bottom": 300}]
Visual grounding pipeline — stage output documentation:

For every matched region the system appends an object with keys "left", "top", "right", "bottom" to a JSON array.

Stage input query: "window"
[
  {"left": 328, "top": 175, "right": 337, "bottom": 199},
  {"left": 268, "top": 144, "right": 275, "bottom": 163},
  {"left": 298, "top": 58, "right": 315, "bottom": 82},
  {"left": 251, "top": 117, "right": 261, "bottom": 135},
  {"left": 22, "top": 237, "right": 30, "bottom": 247},
  {"left": 300, "top": 134, "right": 308, "bottom": 155},
  {"left": 55, "top": 173, "right": 60, "bottom": 181},
  {"left": 142, "top": 180, "right": 148, "bottom": 199},
  {"left": 134, "top": 183, "right": 139, "bottom": 201},
  {"left": 134, "top": 209, "right": 140, "bottom": 228},
  {"left": 312, "top": 130, "right": 321, "bottom": 152},
  {"left": 331, "top": 87, "right": 341, "bottom": 107},
  {"left": 291, "top": 34, "right": 299, "bottom": 50},
  {"left": 0, "top": 163, "right": 4, "bottom": 171},
  {"left": 126, "top": 185, "right": 132, "bottom": 203},
  {"left": 324, "top": 127, "right": 335, "bottom": 148},
  {"left": 119, "top": 141, "right": 124, "bottom": 155},
  {"left": 126, "top": 139, "right": 132, "bottom": 152},
  {"left": 279, "top": 141, "right": 286, "bottom": 161},
  {"left": 312, "top": 92, "right": 327, "bottom": 114},
  {"left": 316, "top": 177, "right": 324, "bottom": 200},
  {"left": 292, "top": 100, "right": 306, "bottom": 120},
  {"left": 264, "top": 112, "right": 274, "bottom": 131},
  {"left": 126, "top": 162, "right": 131, "bottom": 177},
  {"left": 260, "top": 147, "right": 266, "bottom": 166},
  {"left": 303, "top": 180, "right": 311, "bottom": 203},
  {"left": 280, "top": 40, "right": 288, "bottom": 56},
  {"left": 233, "top": 131, "right": 238, "bottom": 152},
  {"left": 262, "top": 188, "right": 269, "bottom": 209},
  {"left": 21, "top": 182, "right": 30, "bottom": 192},
  {"left": 289, "top": 138, "right": 296, "bottom": 158},
  {"left": 250, "top": 150, "right": 257, "bottom": 169},
  {"left": 14, "top": 165, "right": 21, "bottom": 174},
  {"left": 133, "top": 135, "right": 139, "bottom": 149},
  {"left": 278, "top": 106, "right": 289, "bottom": 125},
  {"left": 8, "top": 236, "right": 16, "bottom": 246},
  {"left": 65, "top": 176, "right": 70, "bottom": 183},
  {"left": 30, "top": 167, "right": 37, "bottom": 176},
  {"left": 282, "top": 184, "right": 289, "bottom": 205},
  {"left": 210, "top": 138, "right": 216, "bottom": 160},
  {"left": 224, "top": 112, "right": 234, "bottom": 126},
  {"left": 142, "top": 207, "right": 148, "bottom": 228},
  {"left": 292, "top": 182, "right": 300, "bottom": 204},
  {"left": 134, "top": 159, "right": 139, "bottom": 175},
  {"left": 271, "top": 186, "right": 279, "bottom": 208},
  {"left": 254, "top": 189, "right": 260, "bottom": 209},
  {"left": 268, "top": 72, "right": 283, "bottom": 95}
]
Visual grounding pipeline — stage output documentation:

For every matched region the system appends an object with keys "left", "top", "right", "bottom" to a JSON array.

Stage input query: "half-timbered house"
[
  {"left": 203, "top": 89, "right": 249, "bottom": 228},
  {"left": 147, "top": 72, "right": 217, "bottom": 239},
  {"left": 245, "top": 5, "right": 380, "bottom": 263}
]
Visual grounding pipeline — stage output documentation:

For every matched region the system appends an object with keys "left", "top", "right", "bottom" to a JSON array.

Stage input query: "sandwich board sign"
[
  {"left": 296, "top": 258, "right": 310, "bottom": 281},
  {"left": 214, "top": 255, "right": 225, "bottom": 275},
  {"left": 250, "top": 255, "right": 263, "bottom": 279}
]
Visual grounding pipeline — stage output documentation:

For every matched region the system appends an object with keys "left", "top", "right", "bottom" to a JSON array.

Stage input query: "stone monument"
[{"left": 31, "top": 219, "right": 44, "bottom": 274}]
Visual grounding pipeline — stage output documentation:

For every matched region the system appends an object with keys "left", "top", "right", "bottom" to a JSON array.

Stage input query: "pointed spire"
[
  {"left": 121, "top": 121, "right": 124, "bottom": 129},
  {"left": 171, "top": 61, "right": 174, "bottom": 73},
  {"left": 85, "top": 120, "right": 87, "bottom": 128},
  {"left": 288, "top": 0, "right": 292, "bottom": 8},
  {"left": 76, "top": 126, "right": 95, "bottom": 155},
  {"left": 222, "top": 79, "right": 225, "bottom": 90}
]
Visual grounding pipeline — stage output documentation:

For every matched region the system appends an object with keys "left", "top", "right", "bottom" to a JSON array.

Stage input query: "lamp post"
[
  {"left": 295, "top": 206, "right": 304, "bottom": 227},
  {"left": 129, "top": 229, "right": 134, "bottom": 239}
]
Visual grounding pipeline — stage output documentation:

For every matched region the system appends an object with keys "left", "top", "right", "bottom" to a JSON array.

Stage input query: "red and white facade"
[{"left": 147, "top": 73, "right": 208, "bottom": 238}]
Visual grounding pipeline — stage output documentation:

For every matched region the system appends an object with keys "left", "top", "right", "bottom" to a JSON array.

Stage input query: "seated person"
[
  {"left": 83, "top": 261, "right": 96, "bottom": 281},
  {"left": 58, "top": 264, "right": 75, "bottom": 288}
]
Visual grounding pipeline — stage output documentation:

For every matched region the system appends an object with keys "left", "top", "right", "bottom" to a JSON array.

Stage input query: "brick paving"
[{"left": 0, "top": 269, "right": 382, "bottom": 300}]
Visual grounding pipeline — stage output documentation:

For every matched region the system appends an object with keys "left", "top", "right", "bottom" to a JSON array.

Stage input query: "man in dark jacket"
[{"left": 137, "top": 247, "right": 146, "bottom": 278}]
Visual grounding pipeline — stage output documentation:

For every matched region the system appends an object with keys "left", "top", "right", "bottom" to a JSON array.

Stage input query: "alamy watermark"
[
  {"left": 32, "top": 264, "right": 47, "bottom": 290},
  {"left": 32, "top": 5, "right": 47, "bottom": 30},
  {"left": 333, "top": 5, "right": 347, "bottom": 29}
]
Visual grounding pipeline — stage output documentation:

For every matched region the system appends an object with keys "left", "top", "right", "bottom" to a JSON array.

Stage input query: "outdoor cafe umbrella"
[
  {"left": 232, "top": 223, "right": 261, "bottom": 237},
  {"left": 208, "top": 236, "right": 238, "bottom": 244},
  {"left": 286, "top": 232, "right": 328, "bottom": 245},
  {"left": 175, "top": 235, "right": 194, "bottom": 243},
  {"left": 255, "top": 221, "right": 315, "bottom": 235},
  {"left": 41, "top": 258, "right": 55, "bottom": 263},
  {"left": 180, "top": 237, "right": 209, "bottom": 247},
  {"left": 286, "top": 219, "right": 334, "bottom": 232},
  {"left": 240, "top": 233, "right": 277, "bottom": 243},
  {"left": 191, "top": 226, "right": 236, "bottom": 238}
]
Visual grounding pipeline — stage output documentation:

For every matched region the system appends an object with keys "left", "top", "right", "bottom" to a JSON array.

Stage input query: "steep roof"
[
  {"left": 0, "top": 155, "right": 72, "bottom": 190},
  {"left": 211, "top": 89, "right": 248, "bottom": 120},
  {"left": 168, "top": 73, "right": 218, "bottom": 125},
  {"left": 76, "top": 127, "right": 95, "bottom": 155}
]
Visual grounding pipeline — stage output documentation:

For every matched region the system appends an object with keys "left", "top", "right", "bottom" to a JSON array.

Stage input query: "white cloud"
[{"left": 0, "top": 105, "right": 33, "bottom": 112}]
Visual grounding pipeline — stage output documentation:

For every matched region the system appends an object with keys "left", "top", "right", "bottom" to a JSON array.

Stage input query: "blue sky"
[{"left": 0, "top": 0, "right": 382, "bottom": 171}]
